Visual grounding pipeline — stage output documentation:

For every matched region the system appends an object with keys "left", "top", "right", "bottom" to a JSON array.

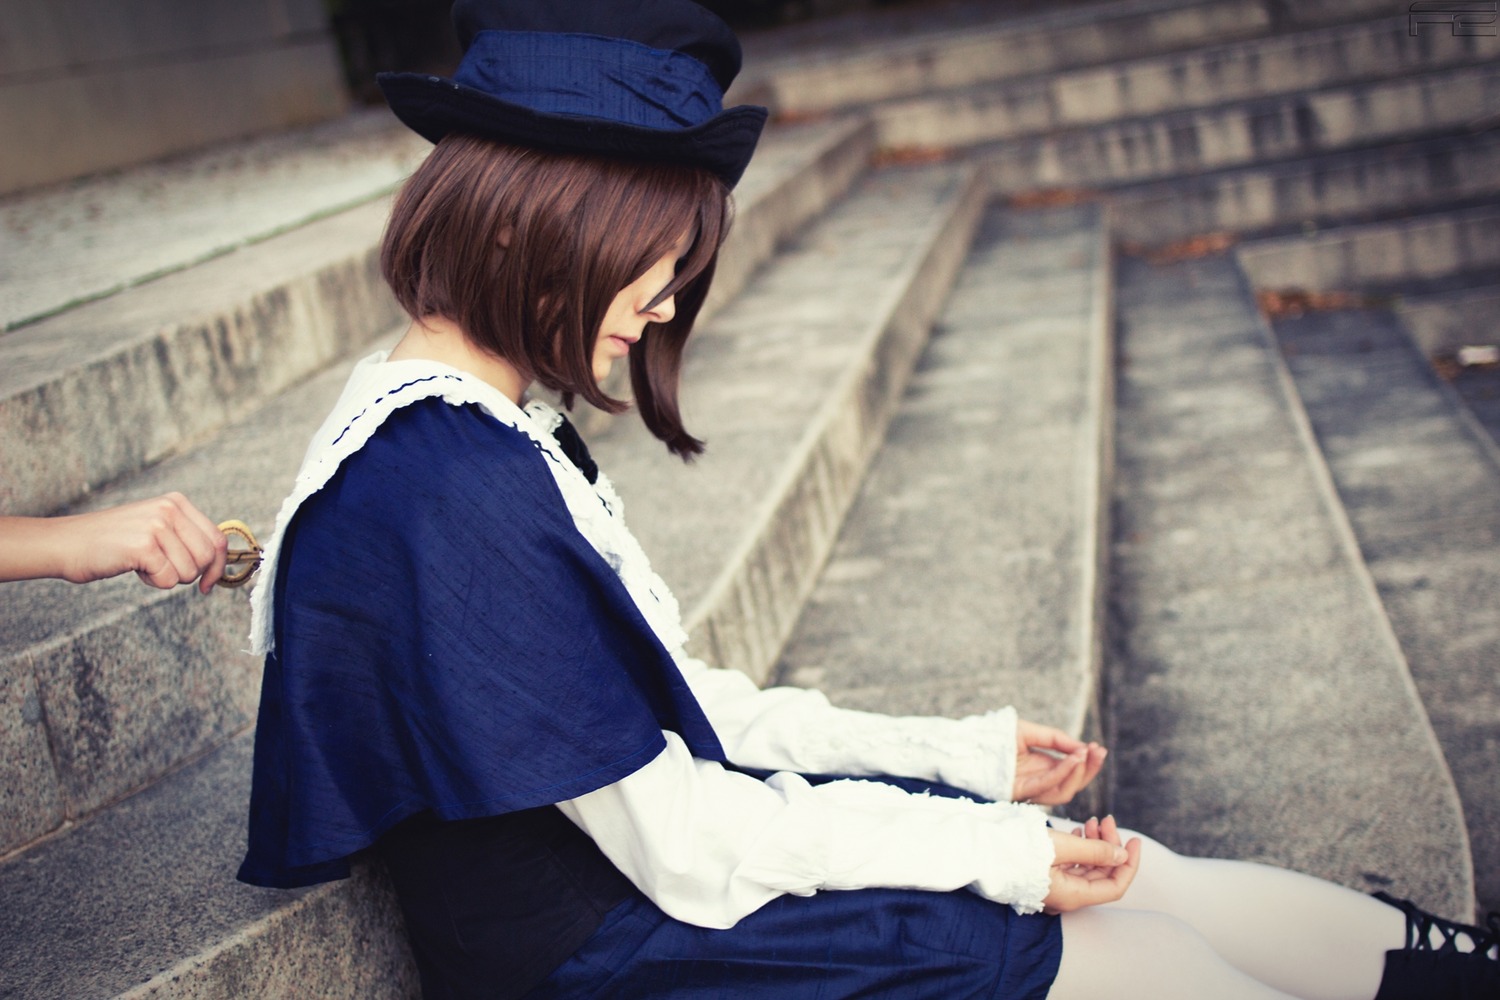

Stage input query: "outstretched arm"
[
  {"left": 675, "top": 656, "right": 1103, "bottom": 805},
  {"left": 557, "top": 732, "right": 1074, "bottom": 929},
  {"left": 0, "top": 493, "right": 228, "bottom": 592}
]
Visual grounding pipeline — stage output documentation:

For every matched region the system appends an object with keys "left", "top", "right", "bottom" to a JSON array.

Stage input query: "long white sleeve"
[
  {"left": 674, "top": 655, "right": 1019, "bottom": 802},
  {"left": 556, "top": 731, "right": 1054, "bottom": 930}
]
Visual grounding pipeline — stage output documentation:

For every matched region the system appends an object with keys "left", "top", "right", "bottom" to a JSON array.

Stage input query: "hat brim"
[{"left": 378, "top": 72, "right": 767, "bottom": 189}]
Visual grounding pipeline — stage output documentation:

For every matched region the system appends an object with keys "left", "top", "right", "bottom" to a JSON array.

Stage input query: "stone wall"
[{"left": 0, "top": 0, "right": 349, "bottom": 195}]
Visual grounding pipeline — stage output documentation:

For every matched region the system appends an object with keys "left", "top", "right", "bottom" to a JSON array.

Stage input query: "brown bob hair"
[{"left": 381, "top": 135, "right": 732, "bottom": 459}]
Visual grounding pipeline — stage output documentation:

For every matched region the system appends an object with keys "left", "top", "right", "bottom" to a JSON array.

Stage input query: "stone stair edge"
[
  {"left": 0, "top": 161, "right": 993, "bottom": 1000},
  {"left": 0, "top": 107, "right": 425, "bottom": 336},
  {"left": 120, "top": 867, "right": 416, "bottom": 1000},
  {"left": 1392, "top": 299, "right": 1500, "bottom": 475},
  {"left": 737, "top": 0, "right": 1243, "bottom": 76},
  {"left": 0, "top": 199, "right": 401, "bottom": 519},
  {"left": 1235, "top": 201, "right": 1500, "bottom": 291},
  {"left": 1077, "top": 203, "right": 1118, "bottom": 746},
  {"left": 1107, "top": 253, "right": 1474, "bottom": 915},
  {"left": 658, "top": 161, "right": 991, "bottom": 684},
  {"left": 1399, "top": 281, "right": 1500, "bottom": 357},
  {"left": 1107, "top": 130, "right": 1500, "bottom": 247},
  {"left": 1239, "top": 258, "right": 1479, "bottom": 902},
  {"left": 869, "top": 13, "right": 1496, "bottom": 151},
  {"left": 1272, "top": 306, "right": 1500, "bottom": 918},
  {"left": 976, "top": 60, "right": 1500, "bottom": 193},
  {"left": 736, "top": 0, "right": 1402, "bottom": 116}
]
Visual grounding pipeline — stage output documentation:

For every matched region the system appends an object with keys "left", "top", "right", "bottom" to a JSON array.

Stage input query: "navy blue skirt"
[
  {"left": 528, "top": 769, "right": 1063, "bottom": 998},
  {"left": 529, "top": 882, "right": 1061, "bottom": 999}
]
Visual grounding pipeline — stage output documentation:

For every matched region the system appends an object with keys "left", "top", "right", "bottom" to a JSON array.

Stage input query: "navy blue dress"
[{"left": 239, "top": 398, "right": 1062, "bottom": 999}]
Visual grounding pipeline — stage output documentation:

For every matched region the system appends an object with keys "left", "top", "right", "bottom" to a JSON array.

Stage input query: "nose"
[{"left": 644, "top": 294, "right": 676, "bottom": 324}]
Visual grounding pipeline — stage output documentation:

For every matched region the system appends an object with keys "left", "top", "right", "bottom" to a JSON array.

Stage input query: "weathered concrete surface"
[
  {"left": 1451, "top": 364, "right": 1500, "bottom": 449},
  {"left": 0, "top": 109, "right": 427, "bottom": 333},
  {"left": 736, "top": 0, "right": 1406, "bottom": 118},
  {"left": 596, "top": 163, "right": 987, "bottom": 685},
  {"left": 771, "top": 203, "right": 1112, "bottom": 771},
  {"left": 980, "top": 62, "right": 1500, "bottom": 195},
  {"left": 1237, "top": 204, "right": 1500, "bottom": 292},
  {"left": 1399, "top": 283, "right": 1500, "bottom": 357},
  {"left": 0, "top": 199, "right": 403, "bottom": 518},
  {"left": 0, "top": 659, "right": 62, "bottom": 852},
  {"left": 1110, "top": 130, "right": 1500, "bottom": 248},
  {"left": 0, "top": 0, "right": 348, "bottom": 195},
  {"left": 877, "top": 16, "right": 1494, "bottom": 151},
  {"left": 0, "top": 732, "right": 419, "bottom": 1000},
  {"left": 1107, "top": 254, "right": 1473, "bottom": 917},
  {"left": 706, "top": 116, "right": 875, "bottom": 321},
  {"left": 0, "top": 341, "right": 377, "bottom": 854},
  {"left": 739, "top": 0, "right": 1267, "bottom": 115},
  {"left": 1276, "top": 306, "right": 1500, "bottom": 917}
]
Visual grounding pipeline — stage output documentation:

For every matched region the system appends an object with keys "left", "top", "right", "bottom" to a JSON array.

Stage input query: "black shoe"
[{"left": 1372, "top": 892, "right": 1500, "bottom": 1000}]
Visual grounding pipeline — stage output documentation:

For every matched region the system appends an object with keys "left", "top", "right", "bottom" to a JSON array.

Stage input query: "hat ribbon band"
[{"left": 454, "top": 31, "right": 725, "bottom": 131}]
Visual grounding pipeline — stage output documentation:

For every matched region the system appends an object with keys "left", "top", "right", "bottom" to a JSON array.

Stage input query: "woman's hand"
[
  {"left": 1012, "top": 719, "right": 1106, "bottom": 805},
  {"left": 1043, "top": 816, "right": 1141, "bottom": 913},
  {"left": 0, "top": 493, "right": 229, "bottom": 592}
]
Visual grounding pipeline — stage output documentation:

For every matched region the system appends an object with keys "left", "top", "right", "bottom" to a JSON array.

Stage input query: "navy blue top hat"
[{"left": 377, "top": 0, "right": 768, "bottom": 188}]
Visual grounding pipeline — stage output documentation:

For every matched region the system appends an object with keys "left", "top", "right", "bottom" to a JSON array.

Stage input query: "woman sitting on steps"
[{"left": 235, "top": 2, "right": 1500, "bottom": 997}]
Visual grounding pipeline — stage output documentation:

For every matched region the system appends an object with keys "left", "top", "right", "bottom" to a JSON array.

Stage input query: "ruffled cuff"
[
  {"left": 971, "top": 802, "right": 1054, "bottom": 914},
  {"left": 940, "top": 707, "right": 1018, "bottom": 802}
]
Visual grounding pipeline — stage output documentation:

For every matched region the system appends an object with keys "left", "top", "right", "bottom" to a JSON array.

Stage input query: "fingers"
[
  {"left": 141, "top": 494, "right": 226, "bottom": 591},
  {"left": 1017, "top": 741, "right": 1106, "bottom": 805},
  {"left": 1017, "top": 719, "right": 1086, "bottom": 755},
  {"left": 80, "top": 494, "right": 228, "bottom": 590},
  {"left": 159, "top": 492, "right": 229, "bottom": 593},
  {"left": 1015, "top": 748, "right": 1086, "bottom": 802},
  {"left": 168, "top": 494, "right": 226, "bottom": 590},
  {"left": 1049, "top": 828, "right": 1130, "bottom": 869},
  {"left": 1044, "top": 822, "right": 1143, "bottom": 913}
]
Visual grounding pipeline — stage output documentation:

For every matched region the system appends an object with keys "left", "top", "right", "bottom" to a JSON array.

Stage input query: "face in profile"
[{"left": 592, "top": 233, "right": 691, "bottom": 384}]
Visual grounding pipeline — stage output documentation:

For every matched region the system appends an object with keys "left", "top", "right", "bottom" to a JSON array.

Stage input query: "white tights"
[{"left": 1047, "top": 822, "right": 1406, "bottom": 1000}]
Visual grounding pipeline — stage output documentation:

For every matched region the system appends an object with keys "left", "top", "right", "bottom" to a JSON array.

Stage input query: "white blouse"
[{"left": 558, "top": 662, "right": 1056, "bottom": 929}]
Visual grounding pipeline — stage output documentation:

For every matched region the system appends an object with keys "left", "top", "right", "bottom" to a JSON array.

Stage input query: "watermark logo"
[{"left": 1409, "top": 1, "right": 1498, "bottom": 36}]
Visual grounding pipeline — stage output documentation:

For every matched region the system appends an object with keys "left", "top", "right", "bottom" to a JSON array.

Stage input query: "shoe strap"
[{"left": 1374, "top": 891, "right": 1500, "bottom": 956}]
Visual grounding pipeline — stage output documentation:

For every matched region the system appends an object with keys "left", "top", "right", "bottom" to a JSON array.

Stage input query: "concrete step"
[
  {"left": 1236, "top": 203, "right": 1500, "bottom": 294},
  {"left": 0, "top": 161, "right": 985, "bottom": 998},
  {"left": 771, "top": 201, "right": 1113, "bottom": 813},
  {"left": 735, "top": 0, "right": 1397, "bottom": 118},
  {"left": 979, "top": 61, "right": 1500, "bottom": 195},
  {"left": 1106, "top": 252, "right": 1473, "bottom": 917},
  {"left": 1109, "top": 125, "right": 1500, "bottom": 249},
  {"left": 0, "top": 109, "right": 426, "bottom": 335},
  {"left": 1399, "top": 280, "right": 1500, "bottom": 358},
  {"left": 875, "top": 14, "right": 1495, "bottom": 151},
  {"left": 592, "top": 163, "right": 988, "bottom": 683},
  {"left": 0, "top": 114, "right": 872, "bottom": 517},
  {"left": 0, "top": 731, "right": 418, "bottom": 1000},
  {"left": 1450, "top": 356, "right": 1500, "bottom": 448},
  {"left": 1274, "top": 306, "right": 1500, "bottom": 917}
]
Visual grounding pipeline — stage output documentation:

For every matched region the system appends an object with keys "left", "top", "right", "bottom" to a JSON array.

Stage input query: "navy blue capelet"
[{"left": 238, "top": 391, "right": 724, "bottom": 888}]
